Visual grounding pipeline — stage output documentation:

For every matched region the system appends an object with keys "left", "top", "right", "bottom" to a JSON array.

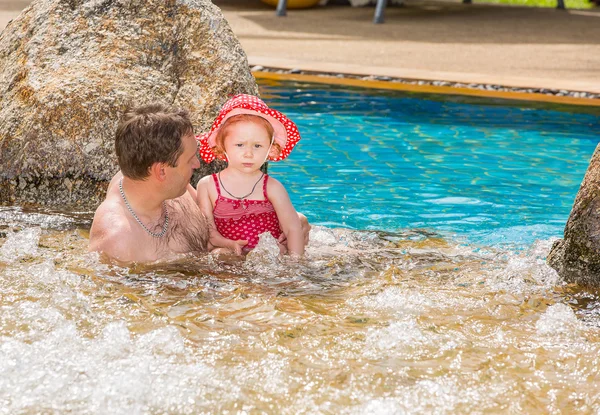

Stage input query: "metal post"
[
  {"left": 374, "top": 0, "right": 387, "bottom": 24},
  {"left": 276, "top": 0, "right": 288, "bottom": 16},
  {"left": 556, "top": 0, "right": 565, "bottom": 9}
]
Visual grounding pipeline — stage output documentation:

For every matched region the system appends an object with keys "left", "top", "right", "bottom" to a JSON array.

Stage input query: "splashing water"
[{"left": 1, "top": 210, "right": 600, "bottom": 413}]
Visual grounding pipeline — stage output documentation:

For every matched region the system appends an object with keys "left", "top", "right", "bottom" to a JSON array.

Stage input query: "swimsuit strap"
[
  {"left": 263, "top": 174, "right": 269, "bottom": 199},
  {"left": 212, "top": 173, "right": 221, "bottom": 196}
]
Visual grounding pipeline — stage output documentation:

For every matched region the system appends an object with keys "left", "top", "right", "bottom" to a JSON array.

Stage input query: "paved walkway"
[
  {"left": 215, "top": 0, "right": 600, "bottom": 94},
  {"left": 0, "top": 1, "right": 26, "bottom": 31},
  {"left": 2, "top": 0, "right": 599, "bottom": 93}
]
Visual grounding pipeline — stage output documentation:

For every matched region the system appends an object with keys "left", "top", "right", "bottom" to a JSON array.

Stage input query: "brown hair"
[
  {"left": 213, "top": 114, "right": 281, "bottom": 159},
  {"left": 115, "top": 103, "right": 193, "bottom": 180}
]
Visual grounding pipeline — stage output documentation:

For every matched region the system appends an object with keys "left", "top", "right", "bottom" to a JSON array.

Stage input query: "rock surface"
[
  {"left": 547, "top": 144, "right": 600, "bottom": 288},
  {"left": 0, "top": 0, "right": 258, "bottom": 208}
]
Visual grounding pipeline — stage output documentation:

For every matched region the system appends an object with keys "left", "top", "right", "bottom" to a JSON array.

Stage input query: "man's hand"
[{"left": 227, "top": 239, "right": 248, "bottom": 255}]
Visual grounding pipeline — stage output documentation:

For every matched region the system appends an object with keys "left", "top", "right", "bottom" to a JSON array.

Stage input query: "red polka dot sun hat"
[{"left": 198, "top": 94, "right": 301, "bottom": 163}]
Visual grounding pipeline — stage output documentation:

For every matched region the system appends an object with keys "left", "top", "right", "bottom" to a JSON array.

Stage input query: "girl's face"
[{"left": 223, "top": 120, "right": 273, "bottom": 173}]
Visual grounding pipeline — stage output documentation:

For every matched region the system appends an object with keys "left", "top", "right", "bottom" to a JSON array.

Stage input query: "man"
[{"left": 89, "top": 103, "right": 308, "bottom": 262}]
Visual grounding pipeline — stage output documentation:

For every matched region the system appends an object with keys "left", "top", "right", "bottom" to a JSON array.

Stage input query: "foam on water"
[
  {"left": 536, "top": 303, "right": 585, "bottom": 336},
  {"left": 245, "top": 231, "right": 282, "bottom": 269},
  {"left": 0, "top": 321, "right": 217, "bottom": 414},
  {"left": 1, "top": 220, "right": 600, "bottom": 413},
  {"left": 364, "top": 317, "right": 434, "bottom": 354},
  {"left": 0, "top": 228, "right": 41, "bottom": 261},
  {"left": 351, "top": 287, "right": 434, "bottom": 315},
  {"left": 0, "top": 207, "right": 83, "bottom": 230}
]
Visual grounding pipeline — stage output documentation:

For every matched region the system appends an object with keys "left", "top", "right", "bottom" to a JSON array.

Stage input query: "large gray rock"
[
  {"left": 547, "top": 144, "right": 600, "bottom": 287},
  {"left": 0, "top": 0, "right": 258, "bottom": 208}
]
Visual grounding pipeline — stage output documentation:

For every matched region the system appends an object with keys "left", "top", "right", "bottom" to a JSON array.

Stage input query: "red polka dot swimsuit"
[{"left": 212, "top": 174, "right": 282, "bottom": 250}]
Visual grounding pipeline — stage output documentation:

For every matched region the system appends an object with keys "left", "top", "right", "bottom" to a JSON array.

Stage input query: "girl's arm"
[
  {"left": 268, "top": 178, "right": 305, "bottom": 256},
  {"left": 196, "top": 176, "right": 247, "bottom": 254}
]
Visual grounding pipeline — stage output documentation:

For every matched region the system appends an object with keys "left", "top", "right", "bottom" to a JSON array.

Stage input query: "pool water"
[
  {"left": 263, "top": 81, "right": 600, "bottom": 247},
  {"left": 1, "top": 82, "right": 600, "bottom": 414}
]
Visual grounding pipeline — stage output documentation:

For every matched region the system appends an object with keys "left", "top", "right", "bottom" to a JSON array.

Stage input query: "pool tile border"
[{"left": 252, "top": 70, "right": 600, "bottom": 108}]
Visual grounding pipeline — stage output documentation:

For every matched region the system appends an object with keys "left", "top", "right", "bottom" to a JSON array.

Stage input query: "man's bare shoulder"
[{"left": 89, "top": 197, "right": 135, "bottom": 258}]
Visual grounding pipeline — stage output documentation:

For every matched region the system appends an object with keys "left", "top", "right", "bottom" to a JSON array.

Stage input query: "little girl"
[{"left": 195, "top": 94, "right": 304, "bottom": 256}]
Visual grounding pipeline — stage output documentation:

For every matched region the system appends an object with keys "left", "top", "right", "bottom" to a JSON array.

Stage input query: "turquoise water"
[{"left": 262, "top": 81, "right": 600, "bottom": 247}]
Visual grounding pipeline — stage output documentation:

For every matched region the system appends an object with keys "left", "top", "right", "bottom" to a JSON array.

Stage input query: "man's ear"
[{"left": 150, "top": 163, "right": 167, "bottom": 182}]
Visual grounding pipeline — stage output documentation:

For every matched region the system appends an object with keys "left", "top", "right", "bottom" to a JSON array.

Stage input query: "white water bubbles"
[
  {"left": 0, "top": 319, "right": 220, "bottom": 415},
  {"left": 365, "top": 318, "right": 433, "bottom": 354},
  {"left": 243, "top": 232, "right": 295, "bottom": 283},
  {"left": 350, "top": 287, "right": 434, "bottom": 316},
  {"left": 1, "top": 300, "right": 71, "bottom": 342},
  {"left": 0, "top": 228, "right": 100, "bottom": 359},
  {"left": 0, "top": 227, "right": 41, "bottom": 262},
  {"left": 0, "top": 254, "right": 92, "bottom": 324},
  {"left": 135, "top": 325, "right": 186, "bottom": 356},
  {"left": 302, "top": 227, "right": 403, "bottom": 287},
  {"left": 246, "top": 231, "right": 282, "bottom": 265},
  {"left": 309, "top": 226, "right": 338, "bottom": 246},
  {"left": 245, "top": 227, "right": 384, "bottom": 266},
  {"left": 345, "top": 285, "right": 459, "bottom": 362},
  {"left": 242, "top": 229, "right": 356, "bottom": 292},
  {"left": 485, "top": 238, "right": 562, "bottom": 294},
  {"left": 352, "top": 398, "right": 407, "bottom": 415},
  {"left": 0, "top": 207, "right": 82, "bottom": 230},
  {"left": 307, "top": 226, "right": 383, "bottom": 255},
  {"left": 536, "top": 303, "right": 586, "bottom": 337},
  {"left": 350, "top": 375, "right": 506, "bottom": 415}
]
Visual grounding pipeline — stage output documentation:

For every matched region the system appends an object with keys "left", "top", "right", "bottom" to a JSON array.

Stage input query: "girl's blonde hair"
[{"left": 213, "top": 114, "right": 281, "bottom": 159}]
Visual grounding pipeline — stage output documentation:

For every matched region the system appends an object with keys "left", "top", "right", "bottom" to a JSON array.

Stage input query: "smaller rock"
[{"left": 64, "top": 178, "right": 72, "bottom": 192}]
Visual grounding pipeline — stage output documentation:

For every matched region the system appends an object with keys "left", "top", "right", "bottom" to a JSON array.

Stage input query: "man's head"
[{"left": 115, "top": 103, "right": 194, "bottom": 180}]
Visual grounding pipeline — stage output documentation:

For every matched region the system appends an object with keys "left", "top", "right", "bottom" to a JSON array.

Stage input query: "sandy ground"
[
  {"left": 0, "top": 0, "right": 25, "bottom": 30},
  {"left": 215, "top": 0, "right": 600, "bottom": 93},
  {"left": 1, "top": 0, "right": 599, "bottom": 92}
]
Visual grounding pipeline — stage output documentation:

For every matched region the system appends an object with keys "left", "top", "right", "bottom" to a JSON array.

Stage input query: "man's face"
[{"left": 166, "top": 132, "right": 200, "bottom": 198}]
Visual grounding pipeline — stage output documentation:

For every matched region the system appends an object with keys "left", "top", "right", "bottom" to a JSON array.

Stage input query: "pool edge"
[{"left": 253, "top": 71, "right": 600, "bottom": 108}]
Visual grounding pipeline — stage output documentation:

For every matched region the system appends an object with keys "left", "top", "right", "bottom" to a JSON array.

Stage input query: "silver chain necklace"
[
  {"left": 218, "top": 172, "right": 265, "bottom": 200},
  {"left": 119, "top": 177, "right": 169, "bottom": 238}
]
